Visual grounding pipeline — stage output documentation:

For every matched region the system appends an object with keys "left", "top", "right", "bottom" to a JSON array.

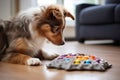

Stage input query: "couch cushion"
[
  {"left": 79, "top": 4, "right": 116, "bottom": 25},
  {"left": 115, "top": 5, "right": 120, "bottom": 23}
]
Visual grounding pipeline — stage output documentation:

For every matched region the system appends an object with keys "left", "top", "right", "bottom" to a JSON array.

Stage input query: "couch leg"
[
  {"left": 78, "top": 39, "right": 85, "bottom": 43},
  {"left": 113, "top": 40, "right": 120, "bottom": 46}
]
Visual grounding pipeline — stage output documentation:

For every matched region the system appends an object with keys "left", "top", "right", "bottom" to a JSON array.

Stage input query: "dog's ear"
[
  {"left": 64, "top": 9, "right": 74, "bottom": 20},
  {"left": 46, "top": 5, "right": 74, "bottom": 20},
  {"left": 47, "top": 8, "right": 63, "bottom": 19}
]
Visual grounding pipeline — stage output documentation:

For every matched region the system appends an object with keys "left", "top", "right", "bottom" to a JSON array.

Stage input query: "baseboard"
[{"left": 65, "top": 37, "right": 77, "bottom": 41}]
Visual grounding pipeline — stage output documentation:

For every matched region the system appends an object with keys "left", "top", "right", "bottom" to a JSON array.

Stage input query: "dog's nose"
[{"left": 60, "top": 42, "right": 65, "bottom": 45}]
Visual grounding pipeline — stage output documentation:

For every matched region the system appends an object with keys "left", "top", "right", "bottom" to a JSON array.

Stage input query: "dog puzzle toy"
[{"left": 47, "top": 53, "right": 112, "bottom": 71}]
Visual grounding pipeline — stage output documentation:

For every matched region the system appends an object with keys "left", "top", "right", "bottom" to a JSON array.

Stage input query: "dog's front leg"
[
  {"left": 36, "top": 49, "right": 59, "bottom": 60},
  {"left": 2, "top": 53, "right": 42, "bottom": 66}
]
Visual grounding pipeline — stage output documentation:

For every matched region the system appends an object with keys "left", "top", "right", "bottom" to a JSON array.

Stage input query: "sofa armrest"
[{"left": 75, "top": 4, "right": 98, "bottom": 38}]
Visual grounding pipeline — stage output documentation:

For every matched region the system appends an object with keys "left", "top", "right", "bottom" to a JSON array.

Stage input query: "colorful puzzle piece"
[{"left": 47, "top": 53, "right": 112, "bottom": 71}]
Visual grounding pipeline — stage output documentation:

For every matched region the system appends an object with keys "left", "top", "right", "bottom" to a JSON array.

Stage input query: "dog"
[{"left": 0, "top": 5, "right": 74, "bottom": 66}]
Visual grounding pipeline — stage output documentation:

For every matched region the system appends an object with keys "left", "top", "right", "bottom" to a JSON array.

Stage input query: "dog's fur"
[{"left": 0, "top": 5, "right": 74, "bottom": 66}]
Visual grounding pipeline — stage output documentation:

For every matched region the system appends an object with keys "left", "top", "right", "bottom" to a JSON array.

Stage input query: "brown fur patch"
[
  {"left": 9, "top": 38, "right": 34, "bottom": 56},
  {"left": 3, "top": 53, "right": 31, "bottom": 65}
]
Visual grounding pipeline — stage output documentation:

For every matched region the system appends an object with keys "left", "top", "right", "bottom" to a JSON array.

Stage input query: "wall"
[
  {"left": 63, "top": 26, "right": 75, "bottom": 38},
  {"left": 0, "top": 0, "right": 11, "bottom": 20},
  {"left": 19, "top": 0, "right": 37, "bottom": 11},
  {"left": 0, "top": 0, "right": 37, "bottom": 19}
]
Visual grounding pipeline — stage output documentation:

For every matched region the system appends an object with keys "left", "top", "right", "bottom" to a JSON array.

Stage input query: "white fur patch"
[
  {"left": 18, "top": 7, "right": 41, "bottom": 21},
  {"left": 27, "top": 58, "right": 42, "bottom": 66},
  {"left": 26, "top": 35, "right": 46, "bottom": 55}
]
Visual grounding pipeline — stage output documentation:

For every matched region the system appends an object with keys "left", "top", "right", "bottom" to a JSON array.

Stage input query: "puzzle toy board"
[{"left": 47, "top": 53, "right": 112, "bottom": 71}]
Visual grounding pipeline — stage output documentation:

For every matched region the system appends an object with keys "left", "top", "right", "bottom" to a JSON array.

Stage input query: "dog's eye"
[
  {"left": 52, "top": 26, "right": 59, "bottom": 33},
  {"left": 64, "top": 12, "right": 66, "bottom": 16}
]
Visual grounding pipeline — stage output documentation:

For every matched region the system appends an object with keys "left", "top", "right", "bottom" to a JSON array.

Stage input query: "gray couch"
[{"left": 75, "top": 0, "right": 120, "bottom": 44}]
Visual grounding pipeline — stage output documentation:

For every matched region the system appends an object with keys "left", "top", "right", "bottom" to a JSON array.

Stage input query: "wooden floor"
[{"left": 0, "top": 41, "right": 120, "bottom": 80}]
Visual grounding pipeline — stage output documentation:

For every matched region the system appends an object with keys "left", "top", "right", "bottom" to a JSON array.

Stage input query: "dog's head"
[{"left": 32, "top": 5, "right": 74, "bottom": 45}]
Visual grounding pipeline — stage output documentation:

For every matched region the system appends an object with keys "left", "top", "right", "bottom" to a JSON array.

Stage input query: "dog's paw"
[{"left": 26, "top": 58, "right": 42, "bottom": 66}]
